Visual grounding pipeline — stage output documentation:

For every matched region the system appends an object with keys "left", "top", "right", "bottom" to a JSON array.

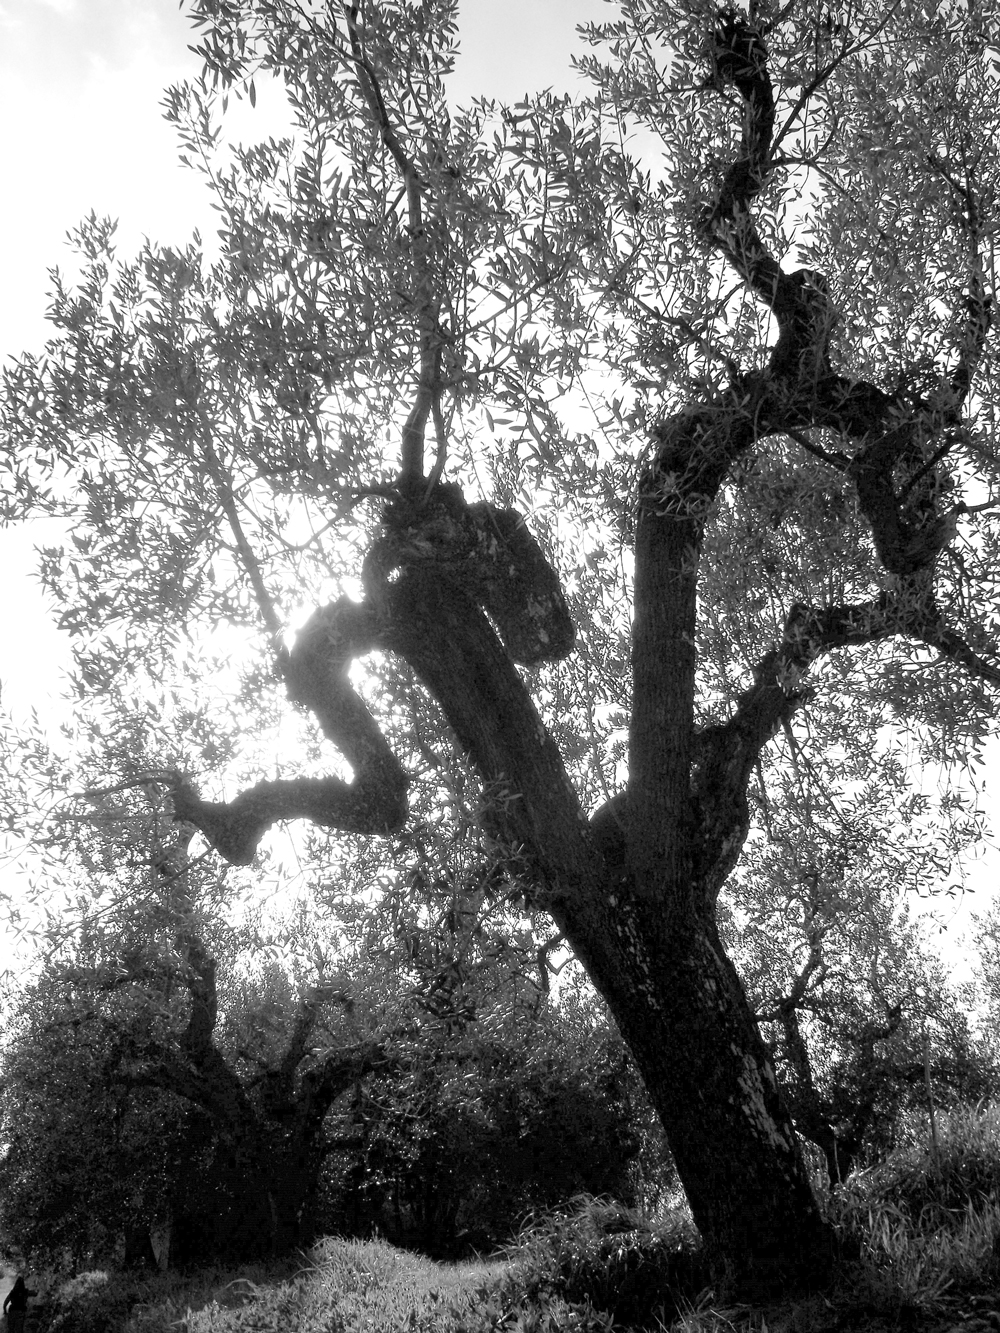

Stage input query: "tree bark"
[{"left": 590, "top": 906, "right": 832, "bottom": 1290}]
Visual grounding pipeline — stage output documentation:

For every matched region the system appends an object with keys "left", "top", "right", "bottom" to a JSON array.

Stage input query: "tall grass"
[{"left": 826, "top": 1102, "right": 1000, "bottom": 1313}]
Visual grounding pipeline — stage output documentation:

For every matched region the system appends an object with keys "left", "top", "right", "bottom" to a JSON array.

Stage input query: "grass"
[
  {"left": 824, "top": 1103, "right": 1000, "bottom": 1315},
  {"left": 30, "top": 1102, "right": 1000, "bottom": 1333},
  {"left": 114, "top": 1238, "right": 615, "bottom": 1333},
  {"left": 506, "top": 1194, "right": 705, "bottom": 1328}
]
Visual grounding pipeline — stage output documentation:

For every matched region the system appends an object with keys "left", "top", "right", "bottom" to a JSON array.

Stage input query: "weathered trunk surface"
[{"left": 568, "top": 895, "right": 832, "bottom": 1291}]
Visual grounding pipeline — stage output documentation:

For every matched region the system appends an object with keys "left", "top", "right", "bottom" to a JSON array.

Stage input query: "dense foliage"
[{"left": 0, "top": 851, "right": 664, "bottom": 1266}]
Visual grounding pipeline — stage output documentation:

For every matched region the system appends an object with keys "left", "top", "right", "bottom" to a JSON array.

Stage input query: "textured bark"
[{"left": 593, "top": 906, "right": 832, "bottom": 1289}]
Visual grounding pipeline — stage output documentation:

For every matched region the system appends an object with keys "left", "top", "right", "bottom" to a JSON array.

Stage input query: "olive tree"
[
  {"left": 5, "top": 0, "right": 1000, "bottom": 1292},
  {"left": 723, "top": 713, "right": 987, "bottom": 1181}
]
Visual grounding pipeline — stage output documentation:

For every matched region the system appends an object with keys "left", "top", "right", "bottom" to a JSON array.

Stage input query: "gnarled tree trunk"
[{"left": 166, "top": 6, "right": 998, "bottom": 1296}]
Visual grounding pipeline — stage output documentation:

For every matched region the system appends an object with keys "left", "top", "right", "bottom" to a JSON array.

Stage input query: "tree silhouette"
[{"left": 5, "top": 0, "right": 1000, "bottom": 1292}]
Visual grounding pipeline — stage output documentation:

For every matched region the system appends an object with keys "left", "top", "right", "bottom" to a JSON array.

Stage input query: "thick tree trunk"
[
  {"left": 177, "top": 531, "right": 835, "bottom": 1290},
  {"left": 570, "top": 894, "right": 832, "bottom": 1293},
  {"left": 381, "top": 550, "right": 834, "bottom": 1290}
]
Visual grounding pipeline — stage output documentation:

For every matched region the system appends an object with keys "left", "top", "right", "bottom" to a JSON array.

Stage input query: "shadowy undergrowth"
[
  {"left": 825, "top": 1104, "right": 1000, "bottom": 1314},
  {"left": 506, "top": 1194, "right": 706, "bottom": 1328},
  {"left": 23, "top": 1103, "right": 1000, "bottom": 1333}
]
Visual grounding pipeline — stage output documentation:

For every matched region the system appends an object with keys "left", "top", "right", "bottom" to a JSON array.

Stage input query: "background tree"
[
  {"left": 0, "top": 974, "right": 187, "bottom": 1270},
  {"left": 4, "top": 0, "right": 1000, "bottom": 1292},
  {"left": 0, "top": 903, "right": 392, "bottom": 1260},
  {"left": 0, "top": 746, "right": 657, "bottom": 1265},
  {"left": 723, "top": 716, "right": 990, "bottom": 1182}
]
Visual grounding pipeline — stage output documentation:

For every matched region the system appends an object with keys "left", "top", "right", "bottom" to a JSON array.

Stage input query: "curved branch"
[
  {"left": 172, "top": 598, "right": 408, "bottom": 864},
  {"left": 700, "top": 16, "right": 854, "bottom": 392},
  {"left": 117, "top": 938, "right": 251, "bottom": 1133},
  {"left": 692, "top": 593, "right": 924, "bottom": 890},
  {"left": 121, "top": 1043, "right": 251, "bottom": 1131},
  {"left": 169, "top": 494, "right": 584, "bottom": 882},
  {"left": 702, "top": 11, "right": 837, "bottom": 382},
  {"left": 702, "top": 36, "right": 780, "bottom": 304},
  {"left": 693, "top": 579, "right": 1000, "bottom": 893}
]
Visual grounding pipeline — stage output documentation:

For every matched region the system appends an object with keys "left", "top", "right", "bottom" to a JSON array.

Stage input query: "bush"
[
  {"left": 45, "top": 1271, "right": 141, "bottom": 1333},
  {"left": 506, "top": 1195, "right": 705, "bottom": 1328}
]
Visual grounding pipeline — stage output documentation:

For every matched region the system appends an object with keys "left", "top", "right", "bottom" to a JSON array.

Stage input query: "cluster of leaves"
[{"left": 319, "top": 976, "right": 669, "bottom": 1257}]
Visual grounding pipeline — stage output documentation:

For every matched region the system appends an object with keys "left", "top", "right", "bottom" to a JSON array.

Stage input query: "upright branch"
[
  {"left": 639, "top": 9, "right": 999, "bottom": 897},
  {"left": 347, "top": 0, "right": 442, "bottom": 487}
]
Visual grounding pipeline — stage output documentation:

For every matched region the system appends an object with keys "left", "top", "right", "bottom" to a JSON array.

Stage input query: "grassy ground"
[{"left": 22, "top": 1103, "right": 1000, "bottom": 1333}]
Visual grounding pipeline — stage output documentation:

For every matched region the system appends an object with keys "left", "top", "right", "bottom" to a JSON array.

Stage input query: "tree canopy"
[{"left": 4, "top": 0, "right": 1000, "bottom": 1295}]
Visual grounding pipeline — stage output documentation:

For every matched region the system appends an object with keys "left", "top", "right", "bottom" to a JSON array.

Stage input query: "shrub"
[
  {"left": 506, "top": 1194, "right": 705, "bottom": 1328},
  {"left": 45, "top": 1271, "right": 141, "bottom": 1333}
]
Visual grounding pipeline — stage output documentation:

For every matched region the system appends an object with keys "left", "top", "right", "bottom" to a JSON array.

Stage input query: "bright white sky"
[{"left": 0, "top": 0, "right": 995, "bottom": 961}]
